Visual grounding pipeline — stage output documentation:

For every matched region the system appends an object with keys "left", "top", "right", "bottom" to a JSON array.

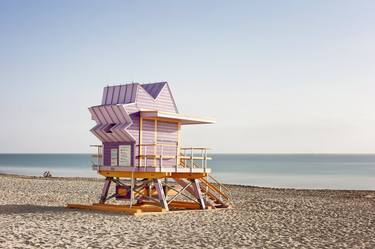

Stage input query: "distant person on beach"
[{"left": 43, "top": 171, "right": 52, "bottom": 178}]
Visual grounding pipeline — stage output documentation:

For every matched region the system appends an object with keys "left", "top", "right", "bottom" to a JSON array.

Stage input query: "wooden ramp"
[
  {"left": 67, "top": 203, "right": 166, "bottom": 216},
  {"left": 67, "top": 201, "right": 212, "bottom": 216}
]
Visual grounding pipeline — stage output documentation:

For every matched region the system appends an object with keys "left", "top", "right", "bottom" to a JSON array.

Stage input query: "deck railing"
[
  {"left": 136, "top": 143, "right": 211, "bottom": 171},
  {"left": 90, "top": 143, "right": 212, "bottom": 172},
  {"left": 90, "top": 145, "right": 103, "bottom": 168}
]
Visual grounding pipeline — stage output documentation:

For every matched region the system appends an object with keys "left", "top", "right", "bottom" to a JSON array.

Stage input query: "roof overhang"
[{"left": 140, "top": 110, "right": 215, "bottom": 125}]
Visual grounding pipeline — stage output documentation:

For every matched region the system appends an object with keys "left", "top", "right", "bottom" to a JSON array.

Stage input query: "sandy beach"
[{"left": 0, "top": 174, "right": 374, "bottom": 249}]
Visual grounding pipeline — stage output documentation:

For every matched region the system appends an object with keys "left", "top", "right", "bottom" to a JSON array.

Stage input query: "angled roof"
[
  {"left": 141, "top": 82, "right": 167, "bottom": 99},
  {"left": 90, "top": 81, "right": 213, "bottom": 143},
  {"left": 101, "top": 83, "right": 138, "bottom": 105},
  {"left": 101, "top": 82, "right": 170, "bottom": 104}
]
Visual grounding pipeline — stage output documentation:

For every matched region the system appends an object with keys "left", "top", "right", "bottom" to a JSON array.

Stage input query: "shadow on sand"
[
  {"left": 0, "top": 204, "right": 73, "bottom": 215},
  {"left": 0, "top": 204, "right": 128, "bottom": 217}
]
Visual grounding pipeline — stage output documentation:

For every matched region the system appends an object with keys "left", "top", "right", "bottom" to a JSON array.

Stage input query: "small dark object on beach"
[{"left": 43, "top": 171, "right": 52, "bottom": 178}]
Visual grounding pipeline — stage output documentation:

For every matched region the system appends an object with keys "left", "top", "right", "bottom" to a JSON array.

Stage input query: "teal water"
[{"left": 0, "top": 154, "right": 374, "bottom": 190}]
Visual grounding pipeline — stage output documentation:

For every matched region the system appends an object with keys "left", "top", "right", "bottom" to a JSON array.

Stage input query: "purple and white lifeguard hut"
[{"left": 68, "top": 82, "right": 231, "bottom": 214}]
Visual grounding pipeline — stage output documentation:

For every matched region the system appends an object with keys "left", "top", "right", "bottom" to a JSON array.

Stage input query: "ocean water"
[{"left": 0, "top": 153, "right": 374, "bottom": 190}]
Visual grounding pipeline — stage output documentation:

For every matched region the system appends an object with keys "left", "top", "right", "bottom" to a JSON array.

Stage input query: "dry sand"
[{"left": 0, "top": 174, "right": 374, "bottom": 249}]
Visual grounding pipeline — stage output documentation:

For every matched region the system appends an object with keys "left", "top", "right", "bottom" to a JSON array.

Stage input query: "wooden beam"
[
  {"left": 154, "top": 119, "right": 157, "bottom": 167},
  {"left": 142, "top": 117, "right": 180, "bottom": 123},
  {"left": 174, "top": 178, "right": 196, "bottom": 195},
  {"left": 93, "top": 203, "right": 166, "bottom": 213},
  {"left": 139, "top": 115, "right": 143, "bottom": 167},
  {"left": 99, "top": 171, "right": 170, "bottom": 178},
  {"left": 67, "top": 203, "right": 167, "bottom": 216},
  {"left": 99, "top": 177, "right": 112, "bottom": 204},
  {"left": 191, "top": 179, "right": 206, "bottom": 209},
  {"left": 171, "top": 172, "right": 208, "bottom": 179},
  {"left": 153, "top": 178, "right": 169, "bottom": 211},
  {"left": 176, "top": 122, "right": 181, "bottom": 169}
]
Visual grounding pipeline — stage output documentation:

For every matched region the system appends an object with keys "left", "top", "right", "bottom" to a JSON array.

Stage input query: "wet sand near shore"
[{"left": 0, "top": 174, "right": 374, "bottom": 248}]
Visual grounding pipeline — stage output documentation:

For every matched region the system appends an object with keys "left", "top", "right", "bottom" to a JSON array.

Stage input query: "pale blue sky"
[{"left": 0, "top": 0, "right": 374, "bottom": 153}]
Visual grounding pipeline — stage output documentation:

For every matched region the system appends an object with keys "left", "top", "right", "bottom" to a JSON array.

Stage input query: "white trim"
[
  {"left": 140, "top": 111, "right": 215, "bottom": 124},
  {"left": 97, "top": 166, "right": 212, "bottom": 173}
]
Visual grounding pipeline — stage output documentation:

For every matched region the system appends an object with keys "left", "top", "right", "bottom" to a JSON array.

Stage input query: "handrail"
[
  {"left": 90, "top": 144, "right": 103, "bottom": 167},
  {"left": 200, "top": 177, "right": 230, "bottom": 200},
  {"left": 207, "top": 174, "right": 231, "bottom": 194},
  {"left": 179, "top": 152, "right": 232, "bottom": 203},
  {"left": 137, "top": 143, "right": 177, "bottom": 147},
  {"left": 180, "top": 147, "right": 210, "bottom": 150}
]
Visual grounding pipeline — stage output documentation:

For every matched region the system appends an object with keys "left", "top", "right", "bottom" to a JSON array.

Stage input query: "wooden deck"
[{"left": 93, "top": 166, "right": 211, "bottom": 178}]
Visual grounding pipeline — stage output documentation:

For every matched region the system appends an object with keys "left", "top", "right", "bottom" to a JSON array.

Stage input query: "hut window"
[{"left": 104, "top": 123, "right": 116, "bottom": 133}]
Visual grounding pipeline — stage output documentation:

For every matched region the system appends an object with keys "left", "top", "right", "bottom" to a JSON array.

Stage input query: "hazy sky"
[{"left": 0, "top": 1, "right": 374, "bottom": 153}]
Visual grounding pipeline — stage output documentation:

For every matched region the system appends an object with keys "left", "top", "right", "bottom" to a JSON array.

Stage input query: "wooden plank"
[
  {"left": 192, "top": 179, "right": 206, "bottom": 209},
  {"left": 99, "top": 170, "right": 170, "bottom": 178},
  {"left": 139, "top": 116, "right": 143, "bottom": 167},
  {"left": 93, "top": 203, "right": 166, "bottom": 213},
  {"left": 171, "top": 172, "right": 208, "bottom": 179},
  {"left": 99, "top": 177, "right": 112, "bottom": 204},
  {"left": 139, "top": 200, "right": 214, "bottom": 210},
  {"left": 180, "top": 156, "right": 212, "bottom": 160},
  {"left": 153, "top": 178, "right": 169, "bottom": 211},
  {"left": 168, "top": 201, "right": 202, "bottom": 209},
  {"left": 142, "top": 117, "right": 181, "bottom": 123},
  {"left": 177, "top": 122, "right": 181, "bottom": 168},
  {"left": 154, "top": 119, "right": 157, "bottom": 167},
  {"left": 136, "top": 143, "right": 176, "bottom": 147},
  {"left": 136, "top": 155, "right": 176, "bottom": 159}
]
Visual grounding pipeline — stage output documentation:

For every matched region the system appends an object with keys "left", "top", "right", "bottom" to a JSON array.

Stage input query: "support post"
[
  {"left": 176, "top": 122, "right": 181, "bottom": 171},
  {"left": 192, "top": 179, "right": 206, "bottom": 209},
  {"left": 99, "top": 177, "right": 112, "bottom": 204},
  {"left": 160, "top": 145, "right": 163, "bottom": 171},
  {"left": 139, "top": 116, "right": 143, "bottom": 168},
  {"left": 153, "top": 178, "right": 169, "bottom": 211}
]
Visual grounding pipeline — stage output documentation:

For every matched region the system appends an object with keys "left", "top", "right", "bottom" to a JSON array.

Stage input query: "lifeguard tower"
[{"left": 68, "top": 82, "right": 231, "bottom": 215}]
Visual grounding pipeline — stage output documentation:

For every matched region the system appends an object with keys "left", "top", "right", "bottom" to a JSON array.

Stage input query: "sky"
[{"left": 0, "top": 0, "right": 374, "bottom": 153}]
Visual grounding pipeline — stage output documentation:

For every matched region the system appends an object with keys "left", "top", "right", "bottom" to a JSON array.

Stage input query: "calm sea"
[{"left": 0, "top": 154, "right": 374, "bottom": 190}]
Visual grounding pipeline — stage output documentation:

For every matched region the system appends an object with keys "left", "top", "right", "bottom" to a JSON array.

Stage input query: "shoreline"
[{"left": 1, "top": 172, "right": 375, "bottom": 193}]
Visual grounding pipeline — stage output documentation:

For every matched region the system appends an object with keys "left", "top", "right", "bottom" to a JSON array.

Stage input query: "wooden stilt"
[
  {"left": 191, "top": 179, "right": 206, "bottom": 209},
  {"left": 99, "top": 177, "right": 112, "bottom": 204},
  {"left": 153, "top": 178, "right": 169, "bottom": 211}
]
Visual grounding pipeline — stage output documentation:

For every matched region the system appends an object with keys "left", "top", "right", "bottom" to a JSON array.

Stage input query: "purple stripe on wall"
[
  {"left": 102, "top": 87, "right": 108, "bottom": 105},
  {"left": 131, "top": 83, "right": 138, "bottom": 102},
  {"left": 88, "top": 108, "right": 98, "bottom": 122},
  {"left": 118, "top": 106, "right": 130, "bottom": 123},
  {"left": 91, "top": 107, "right": 106, "bottom": 124},
  {"left": 113, "top": 86, "right": 120, "bottom": 104},
  {"left": 110, "top": 105, "right": 123, "bottom": 123},
  {"left": 107, "top": 106, "right": 119, "bottom": 123},
  {"left": 106, "top": 87, "right": 114, "bottom": 105},
  {"left": 98, "top": 106, "right": 113, "bottom": 123},
  {"left": 119, "top": 85, "right": 126, "bottom": 103},
  {"left": 124, "top": 84, "right": 132, "bottom": 103}
]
